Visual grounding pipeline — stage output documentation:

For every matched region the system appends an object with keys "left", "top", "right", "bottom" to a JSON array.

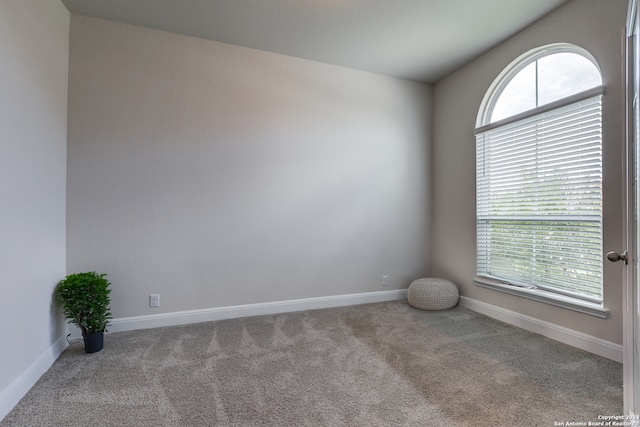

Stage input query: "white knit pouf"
[{"left": 408, "top": 278, "right": 459, "bottom": 310}]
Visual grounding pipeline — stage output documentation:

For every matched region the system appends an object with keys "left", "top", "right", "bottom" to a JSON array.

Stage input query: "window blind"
[{"left": 476, "top": 95, "right": 603, "bottom": 303}]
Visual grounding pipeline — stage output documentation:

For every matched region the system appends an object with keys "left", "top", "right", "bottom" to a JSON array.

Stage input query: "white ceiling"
[{"left": 61, "top": 0, "right": 569, "bottom": 83}]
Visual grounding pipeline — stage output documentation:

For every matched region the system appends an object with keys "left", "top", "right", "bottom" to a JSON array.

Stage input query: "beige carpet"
[{"left": 1, "top": 301, "right": 622, "bottom": 426}]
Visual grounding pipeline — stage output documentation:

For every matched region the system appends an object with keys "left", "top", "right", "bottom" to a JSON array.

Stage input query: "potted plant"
[{"left": 55, "top": 272, "right": 112, "bottom": 353}]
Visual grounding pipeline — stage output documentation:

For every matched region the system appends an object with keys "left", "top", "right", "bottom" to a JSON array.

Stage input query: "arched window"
[{"left": 474, "top": 44, "right": 605, "bottom": 314}]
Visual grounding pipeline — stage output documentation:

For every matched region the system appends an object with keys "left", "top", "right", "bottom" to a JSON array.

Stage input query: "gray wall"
[
  {"left": 0, "top": 0, "right": 69, "bottom": 413},
  {"left": 432, "top": 0, "right": 627, "bottom": 344},
  {"left": 67, "top": 16, "right": 432, "bottom": 319}
]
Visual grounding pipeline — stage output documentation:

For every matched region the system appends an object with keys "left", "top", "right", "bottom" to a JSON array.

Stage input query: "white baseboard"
[
  {"left": 98, "top": 289, "right": 409, "bottom": 336},
  {"left": 0, "top": 334, "right": 68, "bottom": 422},
  {"left": 458, "top": 296, "right": 623, "bottom": 362}
]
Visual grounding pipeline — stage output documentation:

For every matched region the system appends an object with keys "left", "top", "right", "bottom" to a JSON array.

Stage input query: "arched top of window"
[{"left": 476, "top": 43, "right": 602, "bottom": 128}]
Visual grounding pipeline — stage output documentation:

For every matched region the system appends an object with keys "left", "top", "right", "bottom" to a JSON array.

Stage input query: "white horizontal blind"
[{"left": 476, "top": 95, "right": 603, "bottom": 303}]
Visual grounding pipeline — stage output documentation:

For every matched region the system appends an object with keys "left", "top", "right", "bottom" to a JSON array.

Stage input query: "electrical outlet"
[
  {"left": 150, "top": 294, "right": 160, "bottom": 307},
  {"left": 382, "top": 275, "right": 389, "bottom": 287}
]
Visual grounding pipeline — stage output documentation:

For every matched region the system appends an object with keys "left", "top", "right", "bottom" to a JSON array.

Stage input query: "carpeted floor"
[{"left": 1, "top": 301, "right": 623, "bottom": 426}]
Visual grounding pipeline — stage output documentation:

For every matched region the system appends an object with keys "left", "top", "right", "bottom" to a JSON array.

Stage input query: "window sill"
[{"left": 474, "top": 277, "right": 609, "bottom": 319}]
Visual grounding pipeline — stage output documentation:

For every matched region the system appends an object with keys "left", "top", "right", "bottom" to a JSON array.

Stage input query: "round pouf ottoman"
[{"left": 408, "top": 278, "right": 459, "bottom": 310}]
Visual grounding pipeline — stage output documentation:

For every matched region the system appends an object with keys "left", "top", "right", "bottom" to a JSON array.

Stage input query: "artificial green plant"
[{"left": 55, "top": 272, "right": 112, "bottom": 335}]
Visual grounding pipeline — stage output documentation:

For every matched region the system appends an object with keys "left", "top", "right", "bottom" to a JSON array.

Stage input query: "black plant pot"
[{"left": 82, "top": 332, "right": 104, "bottom": 353}]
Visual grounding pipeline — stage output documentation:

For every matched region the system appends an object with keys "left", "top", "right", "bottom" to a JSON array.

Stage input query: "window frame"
[
  {"left": 474, "top": 43, "right": 608, "bottom": 318},
  {"left": 477, "top": 43, "right": 602, "bottom": 127}
]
